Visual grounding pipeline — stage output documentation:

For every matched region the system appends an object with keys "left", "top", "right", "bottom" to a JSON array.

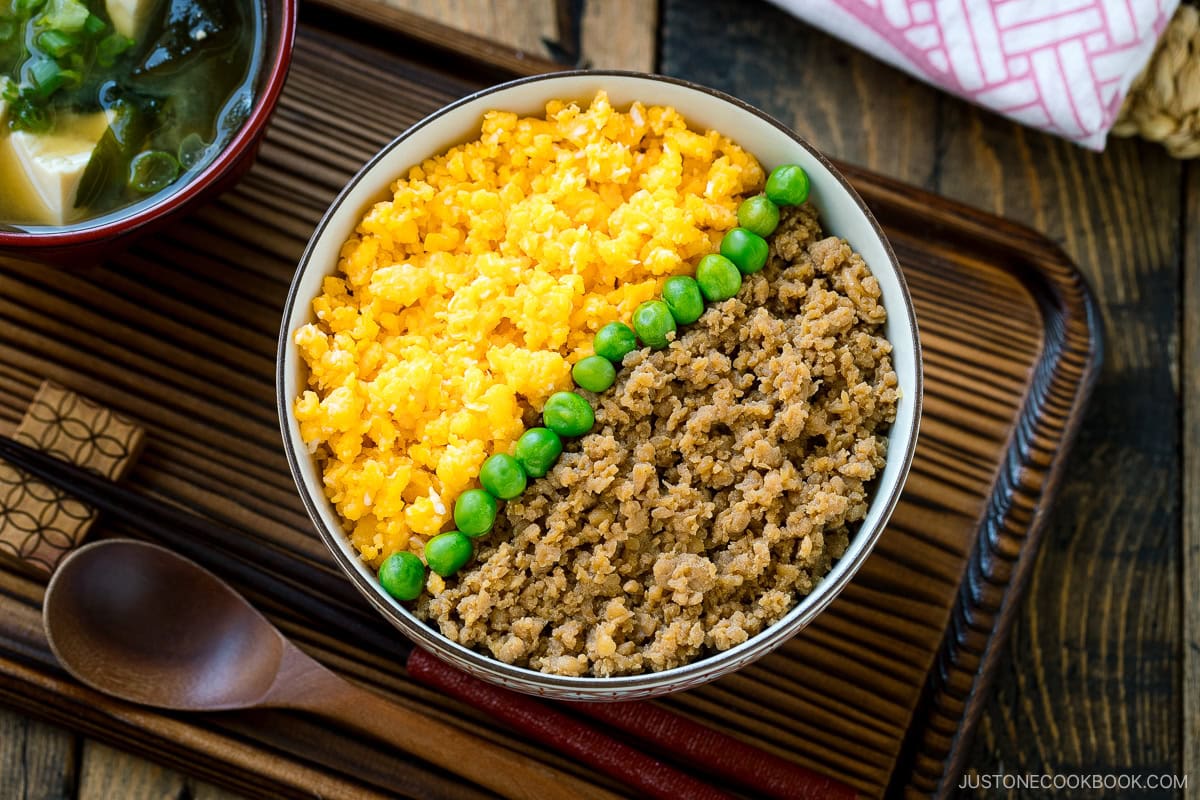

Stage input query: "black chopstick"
[
  {"left": 0, "top": 435, "right": 413, "bottom": 662},
  {"left": 0, "top": 435, "right": 362, "bottom": 606}
]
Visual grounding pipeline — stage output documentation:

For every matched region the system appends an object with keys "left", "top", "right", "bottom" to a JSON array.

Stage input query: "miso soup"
[{"left": 0, "top": 0, "right": 263, "bottom": 228}]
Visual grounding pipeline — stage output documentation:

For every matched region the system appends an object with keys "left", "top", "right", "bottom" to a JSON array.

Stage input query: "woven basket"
[{"left": 1114, "top": 3, "right": 1200, "bottom": 157}]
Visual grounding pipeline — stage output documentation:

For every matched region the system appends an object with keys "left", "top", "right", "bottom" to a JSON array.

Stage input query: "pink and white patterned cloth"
[{"left": 769, "top": 0, "right": 1178, "bottom": 149}]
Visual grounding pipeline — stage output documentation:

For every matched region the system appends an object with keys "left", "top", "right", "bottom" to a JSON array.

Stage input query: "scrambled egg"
[{"left": 294, "top": 91, "right": 762, "bottom": 565}]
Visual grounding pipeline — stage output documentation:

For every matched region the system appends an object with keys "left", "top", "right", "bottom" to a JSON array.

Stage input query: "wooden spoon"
[{"left": 42, "top": 539, "right": 615, "bottom": 800}]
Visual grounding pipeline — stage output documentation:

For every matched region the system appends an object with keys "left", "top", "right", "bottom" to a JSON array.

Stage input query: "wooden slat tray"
[{"left": 0, "top": 3, "right": 1100, "bottom": 798}]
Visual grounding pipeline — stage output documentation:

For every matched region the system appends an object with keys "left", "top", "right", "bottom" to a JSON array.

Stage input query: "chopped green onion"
[
  {"left": 0, "top": 20, "right": 15, "bottom": 42},
  {"left": 40, "top": 0, "right": 91, "bottom": 32},
  {"left": 96, "top": 33, "right": 134, "bottom": 66},
  {"left": 26, "top": 57, "right": 65, "bottom": 97},
  {"left": 11, "top": 101, "right": 50, "bottom": 132},
  {"left": 14, "top": 0, "right": 47, "bottom": 16},
  {"left": 82, "top": 12, "right": 105, "bottom": 35},
  {"left": 177, "top": 132, "right": 207, "bottom": 169},
  {"left": 36, "top": 29, "right": 78, "bottom": 58},
  {"left": 128, "top": 150, "right": 181, "bottom": 194}
]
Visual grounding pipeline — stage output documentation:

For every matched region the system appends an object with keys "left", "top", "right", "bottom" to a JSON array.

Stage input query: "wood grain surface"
[
  {"left": 378, "top": 0, "right": 656, "bottom": 70},
  {"left": 0, "top": 711, "right": 75, "bottom": 800},
  {"left": 1, "top": 0, "right": 1180, "bottom": 797},
  {"left": 77, "top": 743, "right": 229, "bottom": 800},
  {"left": 659, "top": 0, "right": 1188, "bottom": 795},
  {"left": 1185, "top": 165, "right": 1199, "bottom": 797}
]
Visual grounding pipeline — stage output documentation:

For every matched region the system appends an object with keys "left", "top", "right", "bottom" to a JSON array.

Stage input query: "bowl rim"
[
  {"left": 0, "top": 0, "right": 298, "bottom": 247},
  {"left": 276, "top": 69, "right": 923, "bottom": 696}
]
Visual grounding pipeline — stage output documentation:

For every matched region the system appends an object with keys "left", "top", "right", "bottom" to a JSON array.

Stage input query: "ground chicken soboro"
[{"left": 419, "top": 206, "right": 900, "bottom": 676}]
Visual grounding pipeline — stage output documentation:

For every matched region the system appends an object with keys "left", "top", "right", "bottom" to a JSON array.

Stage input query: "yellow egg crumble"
[{"left": 293, "top": 91, "right": 763, "bottom": 566}]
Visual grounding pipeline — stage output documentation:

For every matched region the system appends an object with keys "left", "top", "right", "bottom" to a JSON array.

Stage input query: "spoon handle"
[{"left": 265, "top": 644, "right": 621, "bottom": 800}]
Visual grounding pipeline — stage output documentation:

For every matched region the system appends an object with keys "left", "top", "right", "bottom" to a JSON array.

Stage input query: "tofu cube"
[
  {"left": 106, "top": 0, "right": 160, "bottom": 41},
  {"left": 10, "top": 111, "right": 114, "bottom": 225},
  {"left": 0, "top": 79, "right": 9, "bottom": 128}
]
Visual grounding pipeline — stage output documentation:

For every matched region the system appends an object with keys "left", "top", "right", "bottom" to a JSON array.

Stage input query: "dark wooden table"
[{"left": 1, "top": 0, "right": 1191, "bottom": 796}]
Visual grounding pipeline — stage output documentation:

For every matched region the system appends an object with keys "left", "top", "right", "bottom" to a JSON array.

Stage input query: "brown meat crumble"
[{"left": 416, "top": 205, "right": 899, "bottom": 677}]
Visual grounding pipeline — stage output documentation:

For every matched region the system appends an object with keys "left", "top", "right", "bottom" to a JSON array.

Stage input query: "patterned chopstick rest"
[{"left": 0, "top": 381, "right": 144, "bottom": 577}]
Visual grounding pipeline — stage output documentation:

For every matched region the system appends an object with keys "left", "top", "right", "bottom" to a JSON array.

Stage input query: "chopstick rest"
[{"left": 0, "top": 381, "right": 143, "bottom": 575}]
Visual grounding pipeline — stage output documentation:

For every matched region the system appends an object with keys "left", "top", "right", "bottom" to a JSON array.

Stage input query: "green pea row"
[
  {"left": 378, "top": 163, "right": 811, "bottom": 601},
  {"left": 625, "top": 163, "right": 810, "bottom": 350},
  {"left": 378, "top": 393, "right": 596, "bottom": 599}
]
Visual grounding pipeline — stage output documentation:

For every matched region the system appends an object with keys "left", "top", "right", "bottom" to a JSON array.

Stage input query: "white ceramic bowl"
[{"left": 277, "top": 71, "right": 922, "bottom": 701}]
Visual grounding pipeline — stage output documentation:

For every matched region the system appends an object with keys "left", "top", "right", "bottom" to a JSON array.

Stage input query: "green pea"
[
  {"left": 661, "top": 275, "right": 705, "bottom": 325},
  {"left": 424, "top": 531, "right": 473, "bottom": 577},
  {"left": 765, "top": 164, "right": 810, "bottom": 206},
  {"left": 378, "top": 550, "right": 426, "bottom": 600},
  {"left": 695, "top": 253, "right": 743, "bottom": 301},
  {"left": 573, "top": 355, "right": 617, "bottom": 393},
  {"left": 720, "top": 227, "right": 769, "bottom": 274},
  {"left": 514, "top": 427, "right": 563, "bottom": 478},
  {"left": 736, "top": 195, "right": 780, "bottom": 238},
  {"left": 543, "top": 391, "right": 595, "bottom": 438},
  {"left": 453, "top": 488, "right": 498, "bottom": 537},
  {"left": 632, "top": 300, "right": 676, "bottom": 349},
  {"left": 594, "top": 321, "right": 638, "bottom": 364},
  {"left": 478, "top": 453, "right": 527, "bottom": 500}
]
